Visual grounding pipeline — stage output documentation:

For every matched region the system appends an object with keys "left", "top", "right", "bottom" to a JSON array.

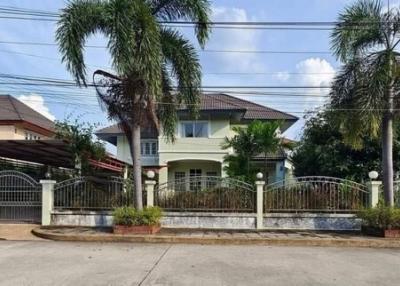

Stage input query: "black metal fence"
[
  {"left": 54, "top": 176, "right": 134, "bottom": 211},
  {"left": 154, "top": 176, "right": 256, "bottom": 212},
  {"left": 264, "top": 176, "right": 369, "bottom": 213}
]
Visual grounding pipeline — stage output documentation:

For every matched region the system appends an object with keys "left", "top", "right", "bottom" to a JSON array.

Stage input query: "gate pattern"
[
  {"left": 264, "top": 176, "right": 369, "bottom": 213},
  {"left": 154, "top": 176, "right": 256, "bottom": 212},
  {"left": 54, "top": 176, "right": 133, "bottom": 210},
  {"left": 0, "top": 170, "right": 42, "bottom": 223}
]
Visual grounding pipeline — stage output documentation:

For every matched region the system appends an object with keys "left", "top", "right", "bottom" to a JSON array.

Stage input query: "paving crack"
[{"left": 137, "top": 245, "right": 172, "bottom": 286}]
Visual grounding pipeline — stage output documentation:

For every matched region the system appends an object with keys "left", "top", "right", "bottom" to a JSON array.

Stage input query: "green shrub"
[
  {"left": 113, "top": 206, "right": 163, "bottom": 226},
  {"left": 357, "top": 205, "right": 400, "bottom": 229}
]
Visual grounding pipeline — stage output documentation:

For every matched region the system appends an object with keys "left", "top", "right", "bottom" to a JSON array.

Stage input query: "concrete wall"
[
  {"left": 51, "top": 211, "right": 256, "bottom": 229},
  {"left": 263, "top": 213, "right": 361, "bottom": 231},
  {"left": 51, "top": 211, "right": 360, "bottom": 231},
  {"left": 0, "top": 125, "right": 49, "bottom": 140}
]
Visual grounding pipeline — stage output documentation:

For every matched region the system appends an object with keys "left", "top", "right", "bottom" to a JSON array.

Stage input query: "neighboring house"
[
  {"left": 96, "top": 93, "right": 298, "bottom": 185},
  {"left": 0, "top": 94, "right": 54, "bottom": 140}
]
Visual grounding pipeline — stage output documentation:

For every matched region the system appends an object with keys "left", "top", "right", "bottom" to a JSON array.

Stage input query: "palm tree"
[
  {"left": 56, "top": 0, "right": 211, "bottom": 209},
  {"left": 330, "top": 0, "right": 400, "bottom": 206},
  {"left": 251, "top": 121, "right": 283, "bottom": 181}
]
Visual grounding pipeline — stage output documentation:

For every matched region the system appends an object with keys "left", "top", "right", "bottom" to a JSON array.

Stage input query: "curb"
[{"left": 32, "top": 228, "right": 400, "bottom": 248}]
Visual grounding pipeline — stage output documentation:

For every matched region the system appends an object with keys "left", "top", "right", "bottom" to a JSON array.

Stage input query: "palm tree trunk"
[
  {"left": 130, "top": 123, "right": 143, "bottom": 209},
  {"left": 382, "top": 106, "right": 394, "bottom": 207}
]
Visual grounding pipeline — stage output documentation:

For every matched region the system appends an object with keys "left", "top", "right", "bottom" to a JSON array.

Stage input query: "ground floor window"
[
  {"left": 206, "top": 171, "right": 218, "bottom": 189},
  {"left": 174, "top": 172, "right": 186, "bottom": 191},
  {"left": 189, "top": 169, "right": 202, "bottom": 191}
]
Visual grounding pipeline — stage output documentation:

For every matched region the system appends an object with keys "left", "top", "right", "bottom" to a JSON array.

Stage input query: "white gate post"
[
  {"left": 255, "top": 173, "right": 265, "bottom": 230},
  {"left": 40, "top": 180, "right": 56, "bottom": 226},
  {"left": 145, "top": 171, "right": 156, "bottom": 207},
  {"left": 367, "top": 171, "right": 381, "bottom": 208}
]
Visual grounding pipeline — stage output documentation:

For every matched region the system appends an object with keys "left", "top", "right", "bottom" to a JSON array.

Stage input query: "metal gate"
[{"left": 0, "top": 170, "right": 42, "bottom": 223}]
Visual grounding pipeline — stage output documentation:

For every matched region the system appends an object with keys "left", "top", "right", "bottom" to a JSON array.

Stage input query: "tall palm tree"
[
  {"left": 330, "top": 0, "right": 400, "bottom": 206},
  {"left": 56, "top": 0, "right": 211, "bottom": 209}
]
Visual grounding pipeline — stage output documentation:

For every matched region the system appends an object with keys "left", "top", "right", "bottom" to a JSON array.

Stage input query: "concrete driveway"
[{"left": 0, "top": 241, "right": 399, "bottom": 286}]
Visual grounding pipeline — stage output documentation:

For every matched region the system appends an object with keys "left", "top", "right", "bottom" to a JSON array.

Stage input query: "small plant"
[
  {"left": 113, "top": 206, "right": 137, "bottom": 226},
  {"left": 113, "top": 206, "right": 162, "bottom": 226},
  {"left": 358, "top": 205, "right": 400, "bottom": 230}
]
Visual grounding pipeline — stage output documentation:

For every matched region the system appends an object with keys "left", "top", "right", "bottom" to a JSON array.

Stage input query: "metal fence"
[
  {"left": 54, "top": 176, "right": 134, "bottom": 211},
  {"left": 154, "top": 176, "right": 256, "bottom": 212},
  {"left": 0, "top": 170, "right": 42, "bottom": 223},
  {"left": 263, "top": 176, "right": 369, "bottom": 213}
]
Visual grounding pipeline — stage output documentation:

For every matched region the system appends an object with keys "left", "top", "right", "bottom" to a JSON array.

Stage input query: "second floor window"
[
  {"left": 141, "top": 141, "right": 157, "bottom": 156},
  {"left": 181, "top": 121, "right": 208, "bottom": 138}
]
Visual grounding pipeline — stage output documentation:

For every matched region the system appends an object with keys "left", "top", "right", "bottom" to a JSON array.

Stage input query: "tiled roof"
[
  {"left": 96, "top": 93, "right": 298, "bottom": 136},
  {"left": 0, "top": 94, "right": 54, "bottom": 131},
  {"left": 180, "top": 93, "right": 298, "bottom": 120},
  {"left": 96, "top": 123, "right": 158, "bottom": 138}
]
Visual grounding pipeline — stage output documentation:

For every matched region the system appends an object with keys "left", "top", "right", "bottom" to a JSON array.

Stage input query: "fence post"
[
  {"left": 40, "top": 180, "right": 56, "bottom": 226},
  {"left": 367, "top": 181, "right": 381, "bottom": 208},
  {"left": 255, "top": 173, "right": 265, "bottom": 230},
  {"left": 367, "top": 171, "right": 381, "bottom": 208},
  {"left": 145, "top": 171, "right": 156, "bottom": 207}
]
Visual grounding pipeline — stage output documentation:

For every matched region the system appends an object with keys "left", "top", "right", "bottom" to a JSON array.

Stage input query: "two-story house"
[
  {"left": 0, "top": 94, "right": 54, "bottom": 140},
  {"left": 96, "top": 93, "right": 298, "bottom": 185}
]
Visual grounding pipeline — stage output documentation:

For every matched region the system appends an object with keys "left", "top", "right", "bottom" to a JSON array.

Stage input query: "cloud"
[
  {"left": 273, "top": 71, "right": 291, "bottom": 82},
  {"left": 18, "top": 94, "right": 56, "bottom": 121},
  {"left": 207, "top": 6, "right": 265, "bottom": 73}
]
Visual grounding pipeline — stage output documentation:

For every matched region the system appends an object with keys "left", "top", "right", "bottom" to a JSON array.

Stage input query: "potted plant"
[
  {"left": 358, "top": 205, "right": 400, "bottom": 238},
  {"left": 113, "top": 206, "right": 162, "bottom": 235}
]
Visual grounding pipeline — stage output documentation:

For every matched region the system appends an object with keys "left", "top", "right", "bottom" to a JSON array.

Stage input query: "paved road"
[{"left": 0, "top": 241, "right": 399, "bottom": 286}]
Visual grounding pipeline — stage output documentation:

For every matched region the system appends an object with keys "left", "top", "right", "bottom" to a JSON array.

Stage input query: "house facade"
[
  {"left": 0, "top": 94, "right": 54, "bottom": 140},
  {"left": 96, "top": 93, "right": 298, "bottom": 185}
]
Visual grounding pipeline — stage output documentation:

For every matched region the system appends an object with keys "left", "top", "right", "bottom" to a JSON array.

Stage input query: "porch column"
[
  {"left": 158, "top": 166, "right": 168, "bottom": 185},
  {"left": 221, "top": 162, "right": 228, "bottom": 178},
  {"left": 40, "top": 180, "right": 56, "bottom": 226}
]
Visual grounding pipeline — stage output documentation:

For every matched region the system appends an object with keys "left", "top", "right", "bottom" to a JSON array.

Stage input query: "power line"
[{"left": 0, "top": 40, "right": 333, "bottom": 54}]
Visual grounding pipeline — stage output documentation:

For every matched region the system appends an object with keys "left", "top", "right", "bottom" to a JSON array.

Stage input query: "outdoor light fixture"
[
  {"left": 147, "top": 170, "right": 155, "bottom": 179},
  {"left": 256, "top": 172, "right": 263, "bottom": 180},
  {"left": 368, "top": 171, "right": 379, "bottom": 180}
]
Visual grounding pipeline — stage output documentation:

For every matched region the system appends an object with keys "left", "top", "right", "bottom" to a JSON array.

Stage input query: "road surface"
[{"left": 0, "top": 241, "right": 399, "bottom": 285}]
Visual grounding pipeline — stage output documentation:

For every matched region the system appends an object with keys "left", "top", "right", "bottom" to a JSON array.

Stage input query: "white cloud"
[
  {"left": 273, "top": 71, "right": 291, "bottom": 82},
  {"left": 18, "top": 94, "right": 56, "bottom": 121},
  {"left": 208, "top": 6, "right": 265, "bottom": 73}
]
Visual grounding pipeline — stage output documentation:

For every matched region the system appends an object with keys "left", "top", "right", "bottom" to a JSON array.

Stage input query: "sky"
[{"left": 0, "top": 0, "right": 395, "bottom": 154}]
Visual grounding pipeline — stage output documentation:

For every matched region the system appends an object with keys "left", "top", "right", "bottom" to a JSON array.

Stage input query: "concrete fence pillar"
[
  {"left": 40, "top": 180, "right": 56, "bottom": 226},
  {"left": 145, "top": 180, "right": 156, "bottom": 207},
  {"left": 255, "top": 173, "right": 265, "bottom": 230},
  {"left": 366, "top": 180, "right": 382, "bottom": 208}
]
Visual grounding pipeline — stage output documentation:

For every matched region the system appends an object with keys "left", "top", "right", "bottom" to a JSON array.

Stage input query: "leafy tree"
[
  {"left": 56, "top": 0, "right": 211, "bottom": 209},
  {"left": 55, "top": 118, "right": 106, "bottom": 175},
  {"left": 330, "top": 0, "right": 400, "bottom": 205},
  {"left": 291, "top": 112, "right": 400, "bottom": 181},
  {"left": 223, "top": 120, "right": 287, "bottom": 182}
]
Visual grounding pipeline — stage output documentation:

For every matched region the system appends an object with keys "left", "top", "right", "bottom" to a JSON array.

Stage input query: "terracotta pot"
[
  {"left": 113, "top": 225, "right": 161, "bottom": 235},
  {"left": 361, "top": 226, "right": 400, "bottom": 238}
]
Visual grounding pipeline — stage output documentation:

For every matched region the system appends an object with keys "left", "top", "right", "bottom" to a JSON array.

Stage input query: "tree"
[
  {"left": 54, "top": 118, "right": 106, "bottom": 175},
  {"left": 251, "top": 120, "right": 284, "bottom": 179},
  {"left": 56, "top": 0, "right": 211, "bottom": 209},
  {"left": 223, "top": 120, "right": 287, "bottom": 182},
  {"left": 330, "top": 0, "right": 400, "bottom": 205},
  {"left": 291, "top": 111, "right": 400, "bottom": 181}
]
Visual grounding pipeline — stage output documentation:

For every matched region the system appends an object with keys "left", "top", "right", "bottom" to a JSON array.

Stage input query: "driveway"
[{"left": 0, "top": 241, "right": 399, "bottom": 285}]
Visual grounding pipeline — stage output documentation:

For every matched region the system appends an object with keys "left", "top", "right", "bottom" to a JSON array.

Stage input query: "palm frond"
[
  {"left": 56, "top": 0, "right": 108, "bottom": 85},
  {"left": 160, "top": 27, "right": 202, "bottom": 115},
  {"left": 331, "top": 0, "right": 383, "bottom": 62},
  {"left": 149, "top": 0, "right": 211, "bottom": 47}
]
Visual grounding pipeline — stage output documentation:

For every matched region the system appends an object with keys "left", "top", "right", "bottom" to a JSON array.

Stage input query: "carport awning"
[{"left": 0, "top": 140, "right": 74, "bottom": 168}]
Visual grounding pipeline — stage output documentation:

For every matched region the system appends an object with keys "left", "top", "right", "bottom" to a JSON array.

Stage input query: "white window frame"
[
  {"left": 179, "top": 120, "right": 210, "bottom": 138},
  {"left": 140, "top": 140, "right": 158, "bottom": 157}
]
